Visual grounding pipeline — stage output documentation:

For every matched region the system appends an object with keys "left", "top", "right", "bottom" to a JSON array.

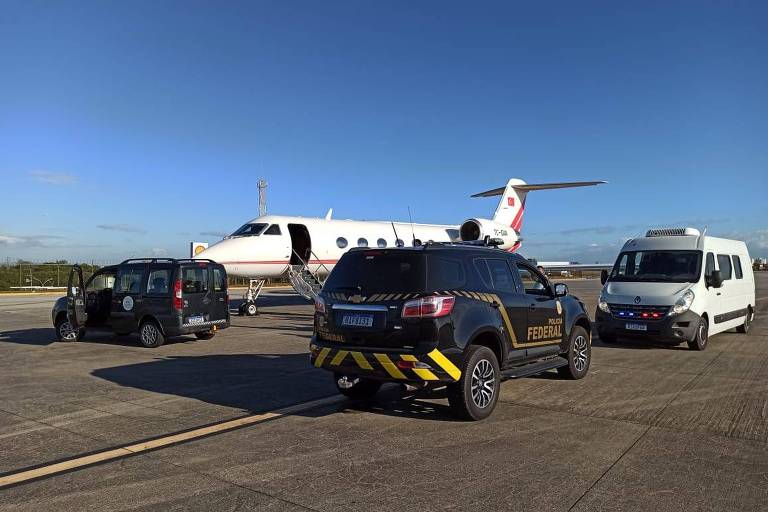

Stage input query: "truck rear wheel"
[
  {"left": 334, "top": 374, "right": 381, "bottom": 400},
  {"left": 139, "top": 320, "right": 165, "bottom": 348},
  {"left": 447, "top": 345, "right": 500, "bottom": 421}
]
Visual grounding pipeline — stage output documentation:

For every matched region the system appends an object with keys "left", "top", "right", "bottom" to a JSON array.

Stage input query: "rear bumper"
[
  {"left": 309, "top": 337, "right": 462, "bottom": 383},
  {"left": 595, "top": 309, "right": 700, "bottom": 343},
  {"left": 165, "top": 318, "right": 229, "bottom": 337}
]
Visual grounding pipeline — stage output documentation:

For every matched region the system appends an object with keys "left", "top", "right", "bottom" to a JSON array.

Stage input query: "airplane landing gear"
[{"left": 238, "top": 279, "right": 264, "bottom": 316}]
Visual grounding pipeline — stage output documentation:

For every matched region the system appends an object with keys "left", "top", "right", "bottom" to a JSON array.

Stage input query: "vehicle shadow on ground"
[
  {"left": 92, "top": 354, "right": 459, "bottom": 422},
  {"left": 0, "top": 328, "right": 200, "bottom": 348},
  {"left": 592, "top": 336, "right": 689, "bottom": 351}
]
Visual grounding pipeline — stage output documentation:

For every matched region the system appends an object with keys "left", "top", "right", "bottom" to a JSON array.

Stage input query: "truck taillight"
[
  {"left": 315, "top": 297, "right": 326, "bottom": 314},
  {"left": 401, "top": 296, "right": 455, "bottom": 318},
  {"left": 173, "top": 280, "right": 183, "bottom": 310}
]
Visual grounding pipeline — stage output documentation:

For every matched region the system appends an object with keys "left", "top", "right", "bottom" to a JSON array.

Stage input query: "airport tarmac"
[{"left": 0, "top": 277, "right": 767, "bottom": 511}]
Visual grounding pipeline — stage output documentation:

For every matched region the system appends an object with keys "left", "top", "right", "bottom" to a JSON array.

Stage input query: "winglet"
[{"left": 325, "top": 208, "right": 333, "bottom": 220}]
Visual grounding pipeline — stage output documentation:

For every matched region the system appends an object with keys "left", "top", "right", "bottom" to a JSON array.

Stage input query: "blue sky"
[{"left": 1, "top": 0, "right": 766, "bottom": 263}]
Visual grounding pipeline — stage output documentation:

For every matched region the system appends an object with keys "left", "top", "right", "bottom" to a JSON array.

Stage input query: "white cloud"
[
  {"left": 29, "top": 171, "right": 77, "bottom": 185},
  {"left": 97, "top": 224, "right": 147, "bottom": 234}
]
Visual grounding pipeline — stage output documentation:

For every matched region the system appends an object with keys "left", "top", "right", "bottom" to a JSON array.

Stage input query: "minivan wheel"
[
  {"left": 195, "top": 330, "right": 216, "bottom": 340},
  {"left": 447, "top": 345, "right": 500, "bottom": 421},
  {"left": 139, "top": 321, "right": 165, "bottom": 348},
  {"left": 687, "top": 318, "right": 708, "bottom": 351},
  {"left": 736, "top": 308, "right": 753, "bottom": 334},
  {"left": 558, "top": 326, "right": 591, "bottom": 379},
  {"left": 56, "top": 318, "right": 84, "bottom": 342},
  {"left": 334, "top": 374, "right": 381, "bottom": 400}
]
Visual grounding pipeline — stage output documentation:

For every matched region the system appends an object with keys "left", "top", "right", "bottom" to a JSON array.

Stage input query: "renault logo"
[{"left": 634, "top": 296, "right": 642, "bottom": 304}]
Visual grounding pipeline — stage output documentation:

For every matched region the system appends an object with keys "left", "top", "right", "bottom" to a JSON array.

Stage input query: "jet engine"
[{"left": 459, "top": 218, "right": 518, "bottom": 249}]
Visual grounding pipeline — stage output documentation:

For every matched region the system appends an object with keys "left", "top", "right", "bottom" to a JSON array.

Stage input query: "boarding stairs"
[{"left": 287, "top": 250, "right": 327, "bottom": 301}]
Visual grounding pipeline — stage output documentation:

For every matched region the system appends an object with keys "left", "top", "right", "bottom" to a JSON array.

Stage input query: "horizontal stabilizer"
[{"left": 471, "top": 181, "right": 606, "bottom": 197}]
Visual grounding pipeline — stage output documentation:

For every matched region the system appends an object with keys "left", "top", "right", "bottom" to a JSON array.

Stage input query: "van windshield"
[
  {"left": 609, "top": 250, "right": 702, "bottom": 283},
  {"left": 229, "top": 223, "right": 267, "bottom": 237}
]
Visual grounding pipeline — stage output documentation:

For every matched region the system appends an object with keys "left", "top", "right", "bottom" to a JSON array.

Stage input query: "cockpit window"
[{"left": 230, "top": 223, "right": 268, "bottom": 237}]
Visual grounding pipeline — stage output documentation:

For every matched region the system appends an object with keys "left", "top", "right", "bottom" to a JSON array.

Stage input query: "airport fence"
[{"left": 0, "top": 260, "right": 289, "bottom": 292}]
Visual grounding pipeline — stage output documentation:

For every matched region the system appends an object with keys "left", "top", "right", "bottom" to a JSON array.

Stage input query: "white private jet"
[{"left": 196, "top": 178, "right": 605, "bottom": 315}]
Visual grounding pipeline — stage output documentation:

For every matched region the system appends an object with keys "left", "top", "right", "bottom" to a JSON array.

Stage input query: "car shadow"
[
  {"left": 0, "top": 328, "right": 58, "bottom": 346},
  {"left": 0, "top": 328, "right": 200, "bottom": 348},
  {"left": 92, "top": 354, "right": 461, "bottom": 422},
  {"left": 591, "top": 334, "right": 688, "bottom": 351}
]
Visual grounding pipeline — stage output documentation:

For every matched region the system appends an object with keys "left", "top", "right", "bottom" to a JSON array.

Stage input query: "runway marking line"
[{"left": 0, "top": 394, "right": 344, "bottom": 489}]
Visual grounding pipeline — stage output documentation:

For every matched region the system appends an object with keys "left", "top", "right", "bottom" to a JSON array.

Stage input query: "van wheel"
[
  {"left": 687, "top": 318, "right": 708, "bottom": 351},
  {"left": 447, "top": 345, "right": 500, "bottom": 421},
  {"left": 195, "top": 330, "right": 216, "bottom": 340},
  {"left": 558, "top": 326, "right": 591, "bottom": 379},
  {"left": 56, "top": 318, "right": 84, "bottom": 342},
  {"left": 334, "top": 374, "right": 381, "bottom": 400},
  {"left": 736, "top": 308, "right": 753, "bottom": 334},
  {"left": 139, "top": 321, "right": 165, "bottom": 348}
]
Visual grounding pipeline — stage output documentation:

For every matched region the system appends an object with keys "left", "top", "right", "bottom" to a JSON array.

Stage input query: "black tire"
[
  {"left": 55, "top": 317, "right": 85, "bottom": 342},
  {"left": 245, "top": 303, "right": 259, "bottom": 316},
  {"left": 599, "top": 332, "right": 617, "bottom": 344},
  {"left": 736, "top": 308, "right": 753, "bottom": 334},
  {"left": 138, "top": 320, "right": 165, "bottom": 348},
  {"left": 447, "top": 345, "right": 500, "bottom": 421},
  {"left": 687, "top": 317, "right": 709, "bottom": 351},
  {"left": 558, "top": 326, "right": 591, "bottom": 379},
  {"left": 195, "top": 330, "right": 216, "bottom": 340},
  {"left": 334, "top": 374, "right": 382, "bottom": 400}
]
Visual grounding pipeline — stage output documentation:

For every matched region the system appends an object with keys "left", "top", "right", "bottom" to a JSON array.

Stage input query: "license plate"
[
  {"left": 188, "top": 315, "right": 205, "bottom": 325},
  {"left": 625, "top": 322, "right": 647, "bottom": 331},
  {"left": 342, "top": 314, "right": 373, "bottom": 327}
]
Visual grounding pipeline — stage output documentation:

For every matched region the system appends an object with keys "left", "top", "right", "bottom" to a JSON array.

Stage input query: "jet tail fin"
[{"left": 471, "top": 179, "right": 606, "bottom": 232}]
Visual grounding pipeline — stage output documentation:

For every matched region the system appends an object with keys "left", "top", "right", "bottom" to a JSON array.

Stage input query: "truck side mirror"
[
  {"left": 708, "top": 270, "right": 723, "bottom": 289},
  {"left": 554, "top": 283, "right": 568, "bottom": 297},
  {"left": 600, "top": 269, "right": 608, "bottom": 285}
]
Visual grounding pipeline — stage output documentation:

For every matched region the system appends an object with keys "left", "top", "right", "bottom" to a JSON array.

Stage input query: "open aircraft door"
[{"left": 67, "top": 265, "right": 88, "bottom": 330}]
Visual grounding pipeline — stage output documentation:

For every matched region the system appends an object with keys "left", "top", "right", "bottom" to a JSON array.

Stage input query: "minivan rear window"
[{"left": 181, "top": 266, "right": 209, "bottom": 294}]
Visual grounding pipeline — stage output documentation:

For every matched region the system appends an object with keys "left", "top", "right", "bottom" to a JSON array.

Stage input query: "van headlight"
[
  {"left": 598, "top": 295, "right": 610, "bottom": 313},
  {"left": 671, "top": 289, "right": 694, "bottom": 315}
]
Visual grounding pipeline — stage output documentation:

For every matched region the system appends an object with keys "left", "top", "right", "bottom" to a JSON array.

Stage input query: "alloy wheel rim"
[
  {"left": 141, "top": 325, "right": 157, "bottom": 346},
  {"left": 470, "top": 359, "right": 495, "bottom": 409},
  {"left": 60, "top": 321, "right": 77, "bottom": 340},
  {"left": 573, "top": 335, "right": 588, "bottom": 372},
  {"left": 699, "top": 322, "right": 708, "bottom": 345}
]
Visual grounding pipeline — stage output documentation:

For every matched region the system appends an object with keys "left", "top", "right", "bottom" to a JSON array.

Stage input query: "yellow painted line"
[
  {"left": 400, "top": 355, "right": 439, "bottom": 381},
  {"left": 374, "top": 353, "right": 407, "bottom": 379},
  {"left": 351, "top": 351, "right": 373, "bottom": 370},
  {"left": 427, "top": 349, "right": 461, "bottom": 381},
  {"left": 314, "top": 347, "right": 331, "bottom": 367},
  {"left": 330, "top": 350, "right": 349, "bottom": 366},
  {"left": 0, "top": 395, "right": 344, "bottom": 489}
]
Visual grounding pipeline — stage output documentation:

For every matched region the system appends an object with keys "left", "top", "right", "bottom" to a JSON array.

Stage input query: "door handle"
[
  {"left": 490, "top": 301, "right": 500, "bottom": 309},
  {"left": 716, "top": 292, "right": 721, "bottom": 296}
]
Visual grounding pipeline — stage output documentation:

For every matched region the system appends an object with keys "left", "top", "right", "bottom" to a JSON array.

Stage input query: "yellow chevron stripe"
[
  {"left": 400, "top": 354, "right": 439, "bottom": 380},
  {"left": 369, "top": 294, "right": 381, "bottom": 302},
  {"left": 427, "top": 349, "right": 461, "bottom": 381},
  {"left": 374, "top": 353, "right": 407, "bottom": 379},
  {"left": 351, "top": 351, "right": 373, "bottom": 370},
  {"left": 330, "top": 350, "right": 349, "bottom": 366},
  {"left": 314, "top": 347, "right": 331, "bottom": 367},
  {"left": 483, "top": 293, "right": 494, "bottom": 303}
]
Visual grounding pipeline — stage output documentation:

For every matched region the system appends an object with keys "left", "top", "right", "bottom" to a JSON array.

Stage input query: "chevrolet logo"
[{"left": 350, "top": 294, "right": 366, "bottom": 304}]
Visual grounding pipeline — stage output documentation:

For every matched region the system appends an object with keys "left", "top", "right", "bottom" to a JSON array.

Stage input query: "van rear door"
[
  {"left": 210, "top": 265, "right": 229, "bottom": 321},
  {"left": 179, "top": 263, "right": 214, "bottom": 327}
]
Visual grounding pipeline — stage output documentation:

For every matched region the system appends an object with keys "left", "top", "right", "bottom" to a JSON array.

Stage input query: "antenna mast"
[{"left": 258, "top": 179, "right": 268, "bottom": 216}]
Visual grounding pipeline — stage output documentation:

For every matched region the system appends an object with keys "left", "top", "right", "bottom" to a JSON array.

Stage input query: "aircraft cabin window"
[
  {"left": 395, "top": 238, "right": 405, "bottom": 248},
  {"left": 357, "top": 238, "right": 369, "bottom": 248},
  {"left": 230, "top": 223, "right": 268, "bottom": 237},
  {"left": 377, "top": 238, "right": 387, "bottom": 248},
  {"left": 263, "top": 224, "right": 281, "bottom": 235},
  {"left": 336, "top": 237, "right": 348, "bottom": 249}
]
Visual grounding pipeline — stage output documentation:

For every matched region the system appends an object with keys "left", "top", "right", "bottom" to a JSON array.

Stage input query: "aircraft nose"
[{"left": 194, "top": 241, "right": 226, "bottom": 262}]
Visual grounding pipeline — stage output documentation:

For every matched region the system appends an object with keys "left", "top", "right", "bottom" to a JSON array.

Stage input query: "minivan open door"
[{"left": 67, "top": 265, "right": 88, "bottom": 330}]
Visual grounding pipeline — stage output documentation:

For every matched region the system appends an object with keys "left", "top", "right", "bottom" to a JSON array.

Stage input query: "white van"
[{"left": 595, "top": 228, "right": 755, "bottom": 350}]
